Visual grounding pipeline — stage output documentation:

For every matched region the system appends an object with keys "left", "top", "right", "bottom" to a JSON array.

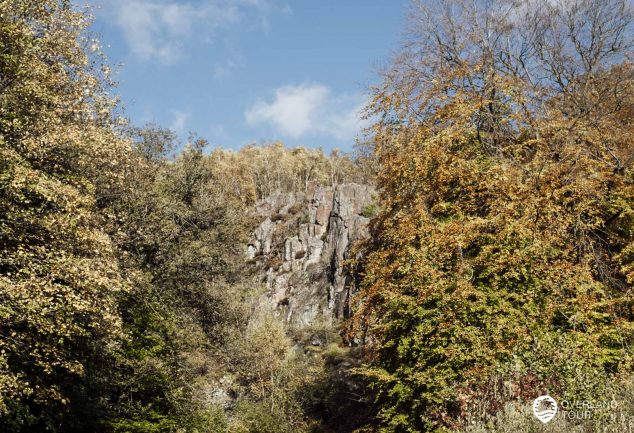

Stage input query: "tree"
[
  {"left": 209, "top": 142, "right": 371, "bottom": 201},
  {"left": 351, "top": 0, "right": 634, "bottom": 431},
  {"left": 103, "top": 128, "right": 257, "bottom": 432},
  {"left": 0, "top": 1, "right": 131, "bottom": 430}
]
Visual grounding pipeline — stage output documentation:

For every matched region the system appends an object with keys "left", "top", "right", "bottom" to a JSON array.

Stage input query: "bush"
[
  {"left": 461, "top": 375, "right": 634, "bottom": 433},
  {"left": 361, "top": 203, "right": 379, "bottom": 218},
  {"left": 230, "top": 400, "right": 298, "bottom": 433}
]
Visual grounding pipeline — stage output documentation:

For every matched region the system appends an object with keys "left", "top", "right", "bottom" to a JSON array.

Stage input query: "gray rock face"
[{"left": 247, "top": 183, "right": 374, "bottom": 326}]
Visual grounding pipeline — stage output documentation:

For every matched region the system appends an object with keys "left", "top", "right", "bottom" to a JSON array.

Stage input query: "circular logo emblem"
[{"left": 533, "top": 395, "right": 558, "bottom": 423}]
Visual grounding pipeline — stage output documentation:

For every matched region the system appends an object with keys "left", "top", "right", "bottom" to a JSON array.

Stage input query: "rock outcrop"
[{"left": 247, "top": 183, "right": 375, "bottom": 327}]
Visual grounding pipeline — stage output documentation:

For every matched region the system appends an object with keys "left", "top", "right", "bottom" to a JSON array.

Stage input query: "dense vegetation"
[
  {"left": 0, "top": 0, "right": 632, "bottom": 433},
  {"left": 351, "top": 0, "right": 634, "bottom": 431},
  {"left": 0, "top": 2, "right": 366, "bottom": 431}
]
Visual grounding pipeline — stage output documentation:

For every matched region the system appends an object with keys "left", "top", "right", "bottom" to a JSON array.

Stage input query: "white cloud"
[
  {"left": 245, "top": 83, "right": 367, "bottom": 141},
  {"left": 107, "top": 0, "right": 276, "bottom": 64},
  {"left": 170, "top": 110, "right": 190, "bottom": 134},
  {"left": 246, "top": 83, "right": 327, "bottom": 138},
  {"left": 114, "top": 1, "right": 196, "bottom": 64}
]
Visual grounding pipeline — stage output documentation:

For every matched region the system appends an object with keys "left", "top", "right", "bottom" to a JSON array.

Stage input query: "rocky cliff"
[{"left": 246, "top": 183, "right": 375, "bottom": 327}]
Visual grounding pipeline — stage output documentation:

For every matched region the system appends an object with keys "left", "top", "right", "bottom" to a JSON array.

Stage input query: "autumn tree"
[
  {"left": 100, "top": 126, "right": 257, "bottom": 431},
  {"left": 0, "top": 0, "right": 131, "bottom": 430},
  {"left": 209, "top": 142, "right": 371, "bottom": 201},
  {"left": 352, "top": 0, "right": 634, "bottom": 431}
]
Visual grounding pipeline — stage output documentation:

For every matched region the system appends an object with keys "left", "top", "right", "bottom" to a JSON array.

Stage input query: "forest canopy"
[{"left": 0, "top": 0, "right": 633, "bottom": 433}]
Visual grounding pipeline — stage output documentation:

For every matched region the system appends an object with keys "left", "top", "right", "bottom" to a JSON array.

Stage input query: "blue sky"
[{"left": 86, "top": 0, "right": 409, "bottom": 152}]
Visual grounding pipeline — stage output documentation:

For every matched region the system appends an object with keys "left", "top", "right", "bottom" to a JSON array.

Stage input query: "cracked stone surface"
[{"left": 246, "top": 183, "right": 375, "bottom": 326}]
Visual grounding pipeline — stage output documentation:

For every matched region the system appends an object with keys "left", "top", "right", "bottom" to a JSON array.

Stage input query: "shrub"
[
  {"left": 361, "top": 203, "right": 379, "bottom": 218},
  {"left": 230, "top": 400, "right": 298, "bottom": 433},
  {"left": 460, "top": 375, "right": 634, "bottom": 433}
]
